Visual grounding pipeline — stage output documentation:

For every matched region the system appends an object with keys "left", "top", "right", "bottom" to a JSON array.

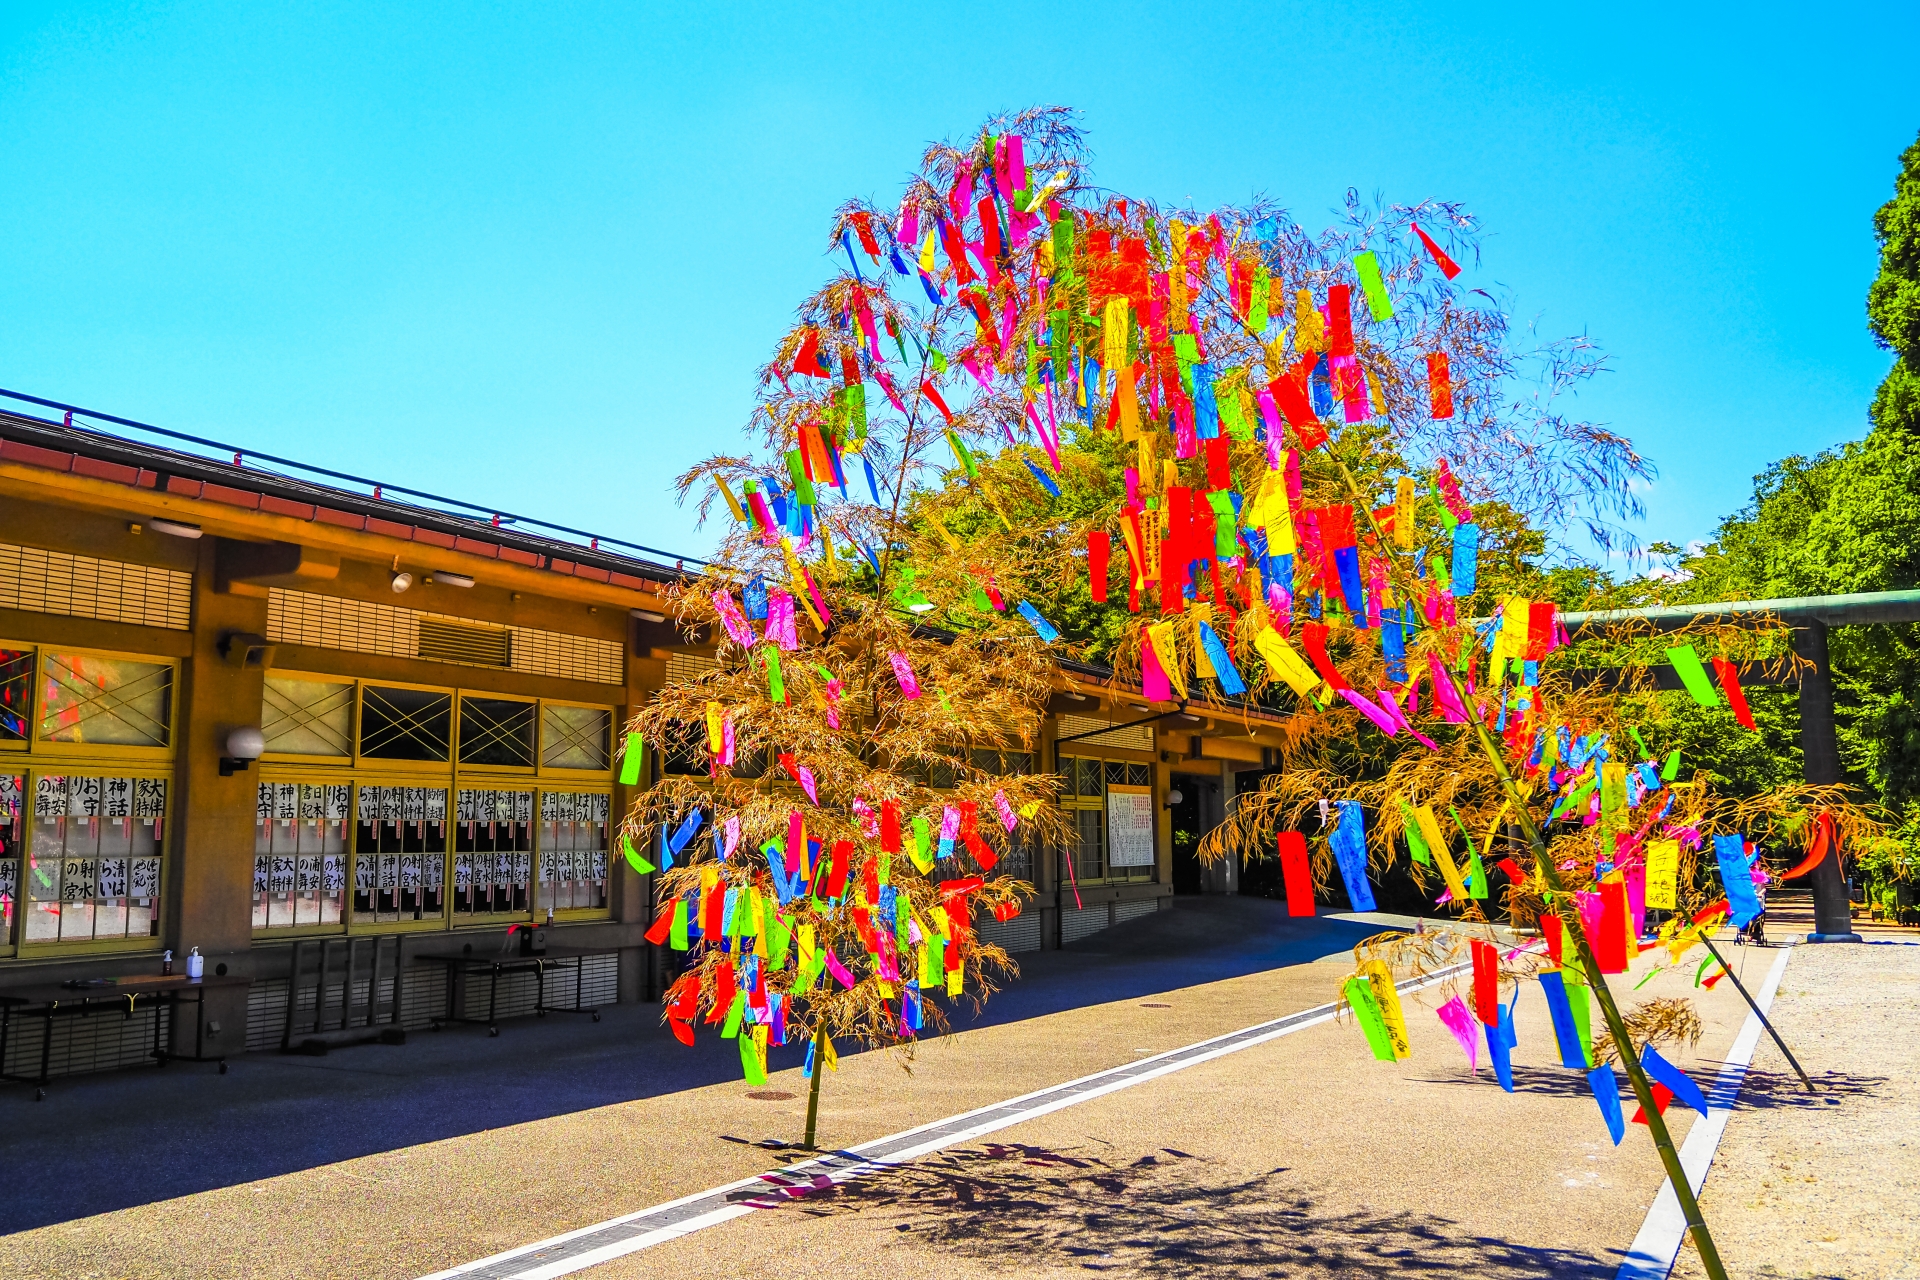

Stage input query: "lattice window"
[
  {"left": 458, "top": 696, "right": 535, "bottom": 768},
  {"left": 541, "top": 704, "right": 611, "bottom": 772},
  {"left": 262, "top": 676, "right": 354, "bottom": 757},
  {"left": 39, "top": 653, "right": 172, "bottom": 749},
  {"left": 359, "top": 685, "right": 452, "bottom": 762},
  {"left": 25, "top": 773, "right": 165, "bottom": 942},
  {"left": 1058, "top": 756, "right": 1156, "bottom": 886},
  {"left": 0, "top": 542, "right": 191, "bottom": 630},
  {"left": 253, "top": 782, "right": 350, "bottom": 930},
  {"left": 266, "top": 589, "right": 623, "bottom": 685},
  {"left": 0, "top": 648, "right": 31, "bottom": 743},
  {"left": 664, "top": 651, "right": 716, "bottom": 684},
  {"left": 537, "top": 791, "right": 608, "bottom": 913},
  {"left": 1056, "top": 713, "right": 1155, "bottom": 752},
  {"left": 0, "top": 774, "right": 21, "bottom": 943}
]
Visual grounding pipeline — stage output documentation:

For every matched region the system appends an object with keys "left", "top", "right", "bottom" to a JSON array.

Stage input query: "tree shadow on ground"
[
  {"left": 1411, "top": 1063, "right": 1886, "bottom": 1112},
  {"left": 757, "top": 1143, "right": 1617, "bottom": 1278}
]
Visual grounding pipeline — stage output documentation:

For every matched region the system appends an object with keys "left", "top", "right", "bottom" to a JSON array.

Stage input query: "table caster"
[
  {"left": 489, "top": 1027, "right": 499, "bottom": 1037},
  {"left": 536, "top": 1009, "right": 546, "bottom": 1018},
  {"left": 219, "top": 1062, "right": 229, "bottom": 1075},
  {"left": 591, "top": 1012, "right": 601, "bottom": 1022},
  {"left": 34, "top": 1088, "right": 45, "bottom": 1102}
]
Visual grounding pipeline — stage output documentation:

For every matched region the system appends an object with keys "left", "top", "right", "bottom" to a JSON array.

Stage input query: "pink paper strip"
[
  {"left": 889, "top": 651, "right": 922, "bottom": 699},
  {"left": 994, "top": 790, "right": 1018, "bottom": 833},
  {"left": 1436, "top": 995, "right": 1480, "bottom": 1071}
]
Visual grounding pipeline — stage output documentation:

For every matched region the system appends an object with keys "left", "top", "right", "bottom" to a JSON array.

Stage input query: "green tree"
[{"left": 1870, "top": 130, "right": 1920, "bottom": 435}]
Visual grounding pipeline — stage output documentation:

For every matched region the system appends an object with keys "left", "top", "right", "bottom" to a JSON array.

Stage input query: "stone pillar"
[{"left": 1793, "top": 622, "right": 1861, "bottom": 942}]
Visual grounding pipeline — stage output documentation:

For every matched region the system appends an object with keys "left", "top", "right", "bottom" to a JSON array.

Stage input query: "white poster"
[{"left": 1106, "top": 786, "right": 1157, "bottom": 867}]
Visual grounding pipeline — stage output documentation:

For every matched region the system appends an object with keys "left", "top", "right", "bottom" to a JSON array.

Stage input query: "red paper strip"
[
  {"left": 1711, "top": 657, "right": 1757, "bottom": 731},
  {"left": 1471, "top": 939, "right": 1500, "bottom": 1026},
  {"left": 1426, "top": 352, "right": 1454, "bottom": 419},
  {"left": 645, "top": 906, "right": 675, "bottom": 946},
  {"left": 1596, "top": 880, "right": 1629, "bottom": 974},
  {"left": 1412, "top": 223, "right": 1462, "bottom": 279},
  {"left": 1300, "top": 621, "right": 1351, "bottom": 691},
  {"left": 825, "top": 839, "right": 852, "bottom": 899},
  {"left": 881, "top": 801, "right": 901, "bottom": 853},
  {"left": 1631, "top": 1082, "right": 1676, "bottom": 1126},
  {"left": 1327, "top": 284, "right": 1354, "bottom": 356},
  {"left": 1542, "top": 912, "right": 1565, "bottom": 966},
  {"left": 1527, "top": 602, "right": 1557, "bottom": 661},
  {"left": 1088, "top": 531, "right": 1111, "bottom": 603},
  {"left": 1278, "top": 830, "right": 1315, "bottom": 916},
  {"left": 1781, "top": 812, "right": 1833, "bottom": 880}
]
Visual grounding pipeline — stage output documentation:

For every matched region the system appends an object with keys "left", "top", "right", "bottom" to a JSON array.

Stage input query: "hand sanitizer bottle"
[{"left": 187, "top": 946, "right": 204, "bottom": 979}]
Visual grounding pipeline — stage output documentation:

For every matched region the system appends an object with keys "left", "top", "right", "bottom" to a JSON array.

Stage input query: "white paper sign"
[{"left": 1106, "top": 786, "right": 1156, "bottom": 867}]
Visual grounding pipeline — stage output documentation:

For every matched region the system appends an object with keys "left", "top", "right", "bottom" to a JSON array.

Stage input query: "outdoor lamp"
[
  {"left": 221, "top": 726, "right": 266, "bottom": 777},
  {"left": 1165, "top": 788, "right": 1184, "bottom": 809}
]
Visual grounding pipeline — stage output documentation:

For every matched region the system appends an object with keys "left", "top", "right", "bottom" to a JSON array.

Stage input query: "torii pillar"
[{"left": 1795, "top": 622, "right": 1863, "bottom": 942}]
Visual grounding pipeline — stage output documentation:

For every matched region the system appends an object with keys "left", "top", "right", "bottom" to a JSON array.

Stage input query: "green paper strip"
[
  {"left": 618, "top": 733, "right": 645, "bottom": 786},
  {"left": 1662, "top": 749, "right": 1682, "bottom": 782},
  {"left": 1666, "top": 645, "right": 1721, "bottom": 708},
  {"left": 1207, "top": 490, "right": 1239, "bottom": 558},
  {"left": 945, "top": 429, "right": 978, "bottom": 478},
  {"left": 785, "top": 448, "right": 816, "bottom": 507},
  {"left": 1400, "top": 801, "right": 1432, "bottom": 866},
  {"left": 620, "top": 833, "right": 655, "bottom": 874},
  {"left": 1564, "top": 966, "right": 1594, "bottom": 1066},
  {"left": 1627, "top": 726, "right": 1651, "bottom": 759},
  {"left": 1344, "top": 977, "right": 1397, "bottom": 1062},
  {"left": 1467, "top": 850, "right": 1488, "bottom": 900},
  {"left": 1354, "top": 251, "right": 1394, "bottom": 321},
  {"left": 739, "top": 1032, "right": 767, "bottom": 1085},
  {"left": 765, "top": 645, "right": 786, "bottom": 703},
  {"left": 669, "top": 899, "right": 688, "bottom": 951},
  {"left": 721, "top": 1000, "right": 743, "bottom": 1040}
]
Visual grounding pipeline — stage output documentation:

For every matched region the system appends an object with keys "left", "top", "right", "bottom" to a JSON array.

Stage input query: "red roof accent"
[
  {"left": 411, "top": 528, "right": 456, "bottom": 550},
  {"left": 1, "top": 440, "right": 74, "bottom": 472},
  {"left": 200, "top": 482, "right": 261, "bottom": 511},
  {"left": 260, "top": 494, "right": 316, "bottom": 520},
  {"left": 71, "top": 454, "right": 141, "bottom": 486},
  {"left": 452, "top": 535, "right": 499, "bottom": 559},
  {"left": 164, "top": 475, "right": 203, "bottom": 498},
  {"left": 499, "top": 546, "right": 541, "bottom": 567},
  {"left": 366, "top": 517, "right": 412, "bottom": 540}
]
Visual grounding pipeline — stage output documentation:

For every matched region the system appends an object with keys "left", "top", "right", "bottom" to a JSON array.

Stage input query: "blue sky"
[{"left": 3, "top": 2, "right": 1916, "bottom": 567}]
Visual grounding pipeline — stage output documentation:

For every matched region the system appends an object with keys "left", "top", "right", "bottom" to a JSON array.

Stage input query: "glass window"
[
  {"left": 25, "top": 773, "right": 165, "bottom": 942},
  {"left": 39, "top": 654, "right": 172, "bottom": 748},
  {"left": 542, "top": 704, "right": 611, "bottom": 772},
  {"left": 359, "top": 686, "right": 452, "bottom": 762},
  {"left": 459, "top": 697, "right": 535, "bottom": 768},
  {"left": 1058, "top": 753, "right": 1155, "bottom": 885},
  {"left": 452, "top": 788, "right": 532, "bottom": 918},
  {"left": 262, "top": 676, "right": 353, "bottom": 757},
  {"left": 538, "top": 791, "right": 609, "bottom": 913},
  {"left": 353, "top": 785, "right": 447, "bottom": 923},
  {"left": 253, "top": 783, "right": 350, "bottom": 930},
  {"left": 0, "top": 648, "right": 32, "bottom": 743},
  {"left": 0, "top": 774, "right": 22, "bottom": 941}
]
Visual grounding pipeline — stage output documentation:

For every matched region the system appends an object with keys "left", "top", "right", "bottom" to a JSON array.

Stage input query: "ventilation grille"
[
  {"left": 975, "top": 909, "right": 1043, "bottom": 954},
  {"left": 0, "top": 541, "right": 191, "bottom": 631},
  {"left": 1114, "top": 898, "right": 1161, "bottom": 925},
  {"left": 1057, "top": 713, "right": 1155, "bottom": 752},
  {"left": 418, "top": 618, "right": 511, "bottom": 668},
  {"left": 664, "top": 651, "right": 717, "bottom": 684},
  {"left": 1060, "top": 903, "right": 1113, "bottom": 944},
  {"left": 2, "top": 1001, "right": 170, "bottom": 1080},
  {"left": 266, "top": 589, "right": 623, "bottom": 685}
]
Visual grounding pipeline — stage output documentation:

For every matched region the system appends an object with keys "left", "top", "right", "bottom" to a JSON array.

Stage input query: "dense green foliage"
[{"left": 1870, "top": 130, "right": 1920, "bottom": 435}]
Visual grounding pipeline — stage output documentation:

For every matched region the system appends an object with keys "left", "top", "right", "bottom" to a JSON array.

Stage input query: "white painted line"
[
  {"left": 1614, "top": 944, "right": 1795, "bottom": 1280},
  {"left": 416, "top": 961, "right": 1472, "bottom": 1280}
]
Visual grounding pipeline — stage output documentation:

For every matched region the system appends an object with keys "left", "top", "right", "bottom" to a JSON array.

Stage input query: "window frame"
[
  {"left": 259, "top": 669, "right": 357, "bottom": 765},
  {"left": 29, "top": 645, "right": 179, "bottom": 764},
  {"left": 1056, "top": 751, "right": 1157, "bottom": 886},
  {"left": 536, "top": 698, "right": 616, "bottom": 780},
  {"left": 11, "top": 762, "right": 174, "bottom": 957},
  {"left": 455, "top": 692, "right": 539, "bottom": 774}
]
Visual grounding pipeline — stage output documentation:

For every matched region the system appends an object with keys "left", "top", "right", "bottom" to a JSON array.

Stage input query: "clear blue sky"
[{"left": 3, "top": 2, "right": 1916, "bottom": 567}]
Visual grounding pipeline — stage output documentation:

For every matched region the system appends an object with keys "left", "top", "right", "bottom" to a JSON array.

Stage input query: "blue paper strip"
[
  {"left": 1017, "top": 600, "right": 1060, "bottom": 643},
  {"left": 1024, "top": 457, "right": 1062, "bottom": 497},
  {"left": 668, "top": 810, "right": 705, "bottom": 856},
  {"left": 1640, "top": 1043, "right": 1711, "bottom": 1119},
  {"left": 1196, "top": 621, "right": 1247, "bottom": 695},
  {"left": 1328, "top": 800, "right": 1376, "bottom": 911},
  {"left": 1539, "top": 970, "right": 1589, "bottom": 1069},
  {"left": 1714, "top": 833, "right": 1763, "bottom": 927},
  {"left": 1451, "top": 522, "right": 1480, "bottom": 597},
  {"left": 1588, "top": 1063, "right": 1626, "bottom": 1145},
  {"left": 1486, "top": 1000, "right": 1517, "bottom": 1093}
]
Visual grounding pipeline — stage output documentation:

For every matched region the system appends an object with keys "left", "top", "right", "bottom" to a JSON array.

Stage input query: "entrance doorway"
[{"left": 1170, "top": 776, "right": 1220, "bottom": 894}]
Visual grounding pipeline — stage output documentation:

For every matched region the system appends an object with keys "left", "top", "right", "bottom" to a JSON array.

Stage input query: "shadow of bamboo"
[
  {"left": 1408, "top": 1063, "right": 1884, "bottom": 1110},
  {"left": 757, "top": 1142, "right": 1618, "bottom": 1277}
]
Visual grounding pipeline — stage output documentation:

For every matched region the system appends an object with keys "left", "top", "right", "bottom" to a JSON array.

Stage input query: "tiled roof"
[{"left": 0, "top": 398, "right": 696, "bottom": 595}]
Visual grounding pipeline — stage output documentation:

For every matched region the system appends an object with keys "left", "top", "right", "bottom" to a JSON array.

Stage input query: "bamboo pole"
[
  {"left": 1699, "top": 935, "right": 1815, "bottom": 1092},
  {"left": 802, "top": 1021, "right": 829, "bottom": 1150},
  {"left": 1321, "top": 448, "right": 1731, "bottom": 1280}
]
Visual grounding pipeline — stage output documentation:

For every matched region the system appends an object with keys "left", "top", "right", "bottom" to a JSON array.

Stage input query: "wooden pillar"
[{"left": 1793, "top": 623, "right": 1862, "bottom": 941}]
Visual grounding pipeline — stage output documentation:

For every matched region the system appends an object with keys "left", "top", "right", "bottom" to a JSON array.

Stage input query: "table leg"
[
  {"left": 487, "top": 963, "right": 500, "bottom": 1036},
  {"left": 38, "top": 1009, "right": 54, "bottom": 1093}
]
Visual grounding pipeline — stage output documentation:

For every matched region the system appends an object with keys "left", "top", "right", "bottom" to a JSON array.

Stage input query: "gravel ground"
[{"left": 1671, "top": 938, "right": 1920, "bottom": 1280}]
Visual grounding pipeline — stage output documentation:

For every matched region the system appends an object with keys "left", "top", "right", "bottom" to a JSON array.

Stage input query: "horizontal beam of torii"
[{"left": 1561, "top": 588, "right": 1920, "bottom": 942}]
